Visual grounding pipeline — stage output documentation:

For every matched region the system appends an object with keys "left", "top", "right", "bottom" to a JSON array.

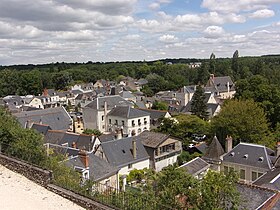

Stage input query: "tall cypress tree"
[{"left": 190, "top": 85, "right": 208, "bottom": 120}]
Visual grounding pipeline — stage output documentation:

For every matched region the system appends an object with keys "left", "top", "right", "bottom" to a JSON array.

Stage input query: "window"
[
  {"left": 252, "top": 171, "right": 257, "bottom": 181},
  {"left": 240, "top": 169, "right": 245, "bottom": 180},
  {"left": 109, "top": 119, "right": 111, "bottom": 124},
  {"left": 138, "top": 119, "right": 141, "bottom": 125},
  {"left": 122, "top": 120, "right": 125, "bottom": 126},
  {"left": 144, "top": 118, "right": 147, "bottom": 125},
  {"left": 115, "top": 120, "right": 118, "bottom": 125},
  {"left": 138, "top": 128, "right": 141, "bottom": 133},
  {"left": 132, "top": 120, "right": 135, "bottom": 127},
  {"left": 102, "top": 115, "right": 104, "bottom": 121},
  {"left": 128, "top": 163, "right": 133, "bottom": 169}
]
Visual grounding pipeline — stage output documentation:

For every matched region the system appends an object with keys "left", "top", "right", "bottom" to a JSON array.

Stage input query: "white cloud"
[
  {"left": 149, "top": 3, "right": 160, "bottom": 10},
  {"left": 249, "top": 9, "right": 275, "bottom": 19},
  {"left": 159, "top": 34, "right": 178, "bottom": 43},
  {"left": 203, "top": 26, "right": 226, "bottom": 38}
]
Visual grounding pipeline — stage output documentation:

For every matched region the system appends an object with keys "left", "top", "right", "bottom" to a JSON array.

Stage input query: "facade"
[
  {"left": 107, "top": 106, "right": 150, "bottom": 137},
  {"left": 139, "top": 131, "right": 182, "bottom": 172},
  {"left": 27, "top": 97, "right": 44, "bottom": 109}
]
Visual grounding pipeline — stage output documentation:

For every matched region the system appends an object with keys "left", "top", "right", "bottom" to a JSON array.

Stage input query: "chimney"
[
  {"left": 43, "top": 88, "right": 48, "bottom": 96},
  {"left": 79, "top": 149, "right": 89, "bottom": 168},
  {"left": 225, "top": 135, "right": 233, "bottom": 153},
  {"left": 104, "top": 101, "right": 108, "bottom": 132},
  {"left": 116, "top": 129, "right": 122, "bottom": 140},
  {"left": 132, "top": 140, "right": 137, "bottom": 159},
  {"left": 72, "top": 142, "right": 77, "bottom": 149},
  {"left": 210, "top": 74, "right": 214, "bottom": 80},
  {"left": 227, "top": 81, "right": 230, "bottom": 93},
  {"left": 276, "top": 142, "right": 280, "bottom": 157}
]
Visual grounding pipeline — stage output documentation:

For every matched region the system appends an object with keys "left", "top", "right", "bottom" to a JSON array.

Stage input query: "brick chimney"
[
  {"left": 43, "top": 88, "right": 48, "bottom": 96},
  {"left": 79, "top": 149, "right": 89, "bottom": 168},
  {"left": 132, "top": 140, "right": 137, "bottom": 159},
  {"left": 225, "top": 135, "right": 233, "bottom": 153}
]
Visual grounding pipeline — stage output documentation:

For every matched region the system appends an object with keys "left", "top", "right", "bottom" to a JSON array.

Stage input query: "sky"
[{"left": 0, "top": 0, "right": 280, "bottom": 65}]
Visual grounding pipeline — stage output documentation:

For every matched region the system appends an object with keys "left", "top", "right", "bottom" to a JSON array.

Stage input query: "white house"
[{"left": 107, "top": 106, "right": 150, "bottom": 137}]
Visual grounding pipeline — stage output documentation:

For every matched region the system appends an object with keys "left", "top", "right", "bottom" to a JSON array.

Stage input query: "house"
[
  {"left": 43, "top": 129, "right": 99, "bottom": 152},
  {"left": 119, "top": 91, "right": 136, "bottom": 103},
  {"left": 253, "top": 167, "right": 280, "bottom": 191},
  {"left": 222, "top": 139, "right": 274, "bottom": 184},
  {"left": 205, "top": 74, "right": 235, "bottom": 99},
  {"left": 136, "top": 108, "right": 171, "bottom": 129},
  {"left": 71, "top": 83, "right": 94, "bottom": 93},
  {"left": 82, "top": 95, "right": 132, "bottom": 133},
  {"left": 202, "top": 136, "right": 225, "bottom": 171},
  {"left": 107, "top": 106, "right": 150, "bottom": 137},
  {"left": 13, "top": 106, "right": 72, "bottom": 131},
  {"left": 138, "top": 131, "right": 182, "bottom": 172},
  {"left": 179, "top": 157, "right": 210, "bottom": 179},
  {"left": 24, "top": 96, "right": 44, "bottom": 109},
  {"left": 176, "top": 85, "right": 196, "bottom": 106},
  {"left": 3, "top": 95, "right": 25, "bottom": 109},
  {"left": 94, "top": 136, "right": 150, "bottom": 175},
  {"left": 57, "top": 91, "right": 75, "bottom": 106},
  {"left": 65, "top": 150, "right": 119, "bottom": 189}
]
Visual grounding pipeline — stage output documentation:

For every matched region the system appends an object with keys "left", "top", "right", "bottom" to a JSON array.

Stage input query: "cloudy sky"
[{"left": 0, "top": 0, "right": 280, "bottom": 65}]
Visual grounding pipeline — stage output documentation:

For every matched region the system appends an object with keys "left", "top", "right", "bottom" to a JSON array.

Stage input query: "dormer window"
[
  {"left": 230, "top": 152, "right": 235, "bottom": 157},
  {"left": 258, "top": 157, "right": 264, "bottom": 162},
  {"left": 243, "top": 154, "right": 248, "bottom": 159}
]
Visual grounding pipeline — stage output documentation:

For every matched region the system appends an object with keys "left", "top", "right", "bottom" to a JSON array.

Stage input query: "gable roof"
[
  {"left": 119, "top": 91, "right": 136, "bottom": 100},
  {"left": 179, "top": 157, "right": 210, "bottom": 176},
  {"left": 100, "top": 136, "right": 149, "bottom": 168},
  {"left": 179, "top": 85, "right": 196, "bottom": 94},
  {"left": 138, "top": 130, "right": 170, "bottom": 148},
  {"left": 65, "top": 152, "right": 119, "bottom": 182},
  {"left": 13, "top": 107, "right": 72, "bottom": 131},
  {"left": 207, "top": 76, "right": 235, "bottom": 93},
  {"left": 203, "top": 136, "right": 225, "bottom": 161},
  {"left": 31, "top": 123, "right": 52, "bottom": 135},
  {"left": 85, "top": 95, "right": 132, "bottom": 110},
  {"left": 223, "top": 142, "right": 273, "bottom": 170},
  {"left": 108, "top": 106, "right": 150, "bottom": 119},
  {"left": 137, "top": 108, "right": 170, "bottom": 120},
  {"left": 253, "top": 168, "right": 280, "bottom": 191}
]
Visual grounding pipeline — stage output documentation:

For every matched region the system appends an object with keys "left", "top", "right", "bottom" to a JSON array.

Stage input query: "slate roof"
[
  {"left": 13, "top": 107, "right": 72, "bottom": 131},
  {"left": 85, "top": 95, "right": 132, "bottom": 110},
  {"left": 65, "top": 152, "right": 119, "bottom": 182},
  {"left": 237, "top": 183, "right": 277, "bottom": 210},
  {"left": 207, "top": 76, "right": 235, "bottom": 93},
  {"left": 108, "top": 106, "right": 150, "bottom": 119},
  {"left": 71, "top": 89, "right": 84, "bottom": 95},
  {"left": 99, "top": 133, "right": 116, "bottom": 143},
  {"left": 3, "top": 95, "right": 25, "bottom": 107},
  {"left": 48, "top": 143, "right": 80, "bottom": 157},
  {"left": 44, "top": 130, "right": 96, "bottom": 151},
  {"left": 203, "top": 136, "right": 225, "bottom": 161},
  {"left": 253, "top": 168, "right": 280, "bottom": 191},
  {"left": 207, "top": 103, "right": 220, "bottom": 117},
  {"left": 119, "top": 91, "right": 136, "bottom": 100},
  {"left": 179, "top": 157, "right": 210, "bottom": 176},
  {"left": 223, "top": 142, "right": 273, "bottom": 170},
  {"left": 100, "top": 136, "right": 149, "bottom": 168},
  {"left": 137, "top": 108, "right": 169, "bottom": 120},
  {"left": 138, "top": 130, "right": 169, "bottom": 148},
  {"left": 195, "top": 142, "right": 208, "bottom": 154},
  {"left": 31, "top": 123, "right": 52, "bottom": 135},
  {"left": 179, "top": 85, "right": 196, "bottom": 94}
]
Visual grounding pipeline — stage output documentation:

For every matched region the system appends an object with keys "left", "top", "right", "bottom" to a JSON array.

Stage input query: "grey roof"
[
  {"left": 21, "top": 106, "right": 42, "bottom": 111},
  {"left": 137, "top": 78, "right": 148, "bottom": 85},
  {"left": 48, "top": 143, "right": 80, "bottom": 157},
  {"left": 253, "top": 168, "right": 280, "bottom": 191},
  {"left": 31, "top": 123, "right": 52, "bottom": 135},
  {"left": 85, "top": 95, "right": 132, "bottom": 110},
  {"left": 203, "top": 136, "right": 225, "bottom": 161},
  {"left": 46, "top": 89, "right": 57, "bottom": 96},
  {"left": 195, "top": 142, "right": 208, "bottom": 154},
  {"left": 65, "top": 152, "right": 119, "bottom": 182},
  {"left": 207, "top": 103, "right": 220, "bottom": 117},
  {"left": 108, "top": 106, "right": 150, "bottom": 119},
  {"left": 135, "top": 101, "right": 147, "bottom": 109},
  {"left": 179, "top": 157, "right": 210, "bottom": 176},
  {"left": 223, "top": 142, "right": 273, "bottom": 170},
  {"left": 100, "top": 136, "right": 150, "bottom": 168},
  {"left": 207, "top": 76, "right": 235, "bottom": 93},
  {"left": 71, "top": 89, "right": 84, "bottom": 95},
  {"left": 137, "top": 108, "right": 169, "bottom": 120},
  {"left": 179, "top": 85, "right": 196, "bottom": 94},
  {"left": 120, "top": 91, "right": 136, "bottom": 100},
  {"left": 3, "top": 95, "right": 25, "bottom": 107},
  {"left": 99, "top": 133, "right": 116, "bottom": 143},
  {"left": 13, "top": 107, "right": 72, "bottom": 131},
  {"left": 138, "top": 130, "right": 170, "bottom": 148},
  {"left": 237, "top": 183, "right": 277, "bottom": 210},
  {"left": 44, "top": 130, "right": 95, "bottom": 151}
]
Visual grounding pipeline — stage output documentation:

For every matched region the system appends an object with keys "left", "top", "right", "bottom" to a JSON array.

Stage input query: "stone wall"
[
  {"left": 47, "top": 184, "right": 115, "bottom": 210},
  {"left": 0, "top": 153, "right": 51, "bottom": 186}
]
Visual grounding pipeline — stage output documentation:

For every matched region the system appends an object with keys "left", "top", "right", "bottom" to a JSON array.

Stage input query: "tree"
[
  {"left": 209, "top": 52, "right": 216, "bottom": 74},
  {"left": 190, "top": 85, "right": 208, "bottom": 120},
  {"left": 232, "top": 50, "right": 240, "bottom": 79},
  {"left": 211, "top": 99, "right": 272, "bottom": 147},
  {"left": 151, "top": 101, "right": 168, "bottom": 110},
  {"left": 83, "top": 128, "right": 102, "bottom": 136}
]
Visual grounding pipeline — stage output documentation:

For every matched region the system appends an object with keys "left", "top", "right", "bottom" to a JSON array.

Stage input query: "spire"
[{"left": 204, "top": 136, "right": 225, "bottom": 160}]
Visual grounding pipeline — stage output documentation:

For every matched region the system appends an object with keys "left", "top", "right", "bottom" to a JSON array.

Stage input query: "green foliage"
[
  {"left": 83, "top": 128, "right": 102, "bottom": 136},
  {"left": 190, "top": 85, "right": 209, "bottom": 120},
  {"left": 177, "top": 151, "right": 201, "bottom": 166},
  {"left": 211, "top": 99, "right": 272, "bottom": 147},
  {"left": 151, "top": 101, "right": 168, "bottom": 110}
]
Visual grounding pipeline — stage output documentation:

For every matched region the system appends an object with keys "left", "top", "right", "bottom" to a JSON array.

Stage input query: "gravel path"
[{"left": 0, "top": 165, "right": 85, "bottom": 210}]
